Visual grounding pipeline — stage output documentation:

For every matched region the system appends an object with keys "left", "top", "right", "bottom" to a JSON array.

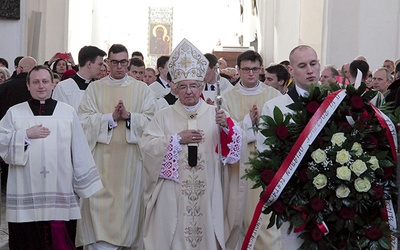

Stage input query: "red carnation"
[
  {"left": 311, "top": 228, "right": 324, "bottom": 242},
  {"left": 382, "top": 167, "right": 393, "bottom": 180},
  {"left": 351, "top": 95, "right": 364, "bottom": 109},
  {"left": 261, "top": 169, "right": 275, "bottom": 185},
  {"left": 276, "top": 125, "right": 289, "bottom": 140},
  {"left": 338, "top": 207, "right": 355, "bottom": 220},
  {"left": 371, "top": 186, "right": 384, "bottom": 200},
  {"left": 310, "top": 197, "right": 325, "bottom": 212},
  {"left": 272, "top": 200, "right": 286, "bottom": 214},
  {"left": 306, "top": 101, "right": 320, "bottom": 114},
  {"left": 365, "top": 227, "right": 383, "bottom": 241}
]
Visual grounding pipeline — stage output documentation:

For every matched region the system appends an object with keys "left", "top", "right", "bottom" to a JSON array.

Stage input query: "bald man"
[{"left": 0, "top": 56, "right": 37, "bottom": 118}]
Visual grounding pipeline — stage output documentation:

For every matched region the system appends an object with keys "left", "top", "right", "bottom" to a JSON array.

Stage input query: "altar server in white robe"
[
  {"left": 52, "top": 45, "right": 107, "bottom": 111},
  {"left": 76, "top": 44, "right": 157, "bottom": 250},
  {"left": 0, "top": 65, "right": 103, "bottom": 249},
  {"left": 141, "top": 38, "right": 247, "bottom": 250}
]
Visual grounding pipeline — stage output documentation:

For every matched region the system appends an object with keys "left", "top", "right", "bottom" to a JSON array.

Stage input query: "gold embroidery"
[{"left": 182, "top": 154, "right": 206, "bottom": 248}]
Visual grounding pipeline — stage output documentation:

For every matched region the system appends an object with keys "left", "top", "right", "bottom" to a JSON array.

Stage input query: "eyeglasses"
[
  {"left": 109, "top": 60, "right": 129, "bottom": 66},
  {"left": 240, "top": 67, "right": 261, "bottom": 74},
  {"left": 177, "top": 84, "right": 200, "bottom": 92}
]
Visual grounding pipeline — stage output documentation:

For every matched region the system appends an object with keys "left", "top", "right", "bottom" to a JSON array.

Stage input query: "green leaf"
[
  {"left": 273, "top": 106, "right": 284, "bottom": 125},
  {"left": 378, "top": 237, "right": 391, "bottom": 249}
]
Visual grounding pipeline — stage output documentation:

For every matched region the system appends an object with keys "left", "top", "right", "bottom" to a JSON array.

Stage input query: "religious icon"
[{"left": 149, "top": 23, "right": 171, "bottom": 55}]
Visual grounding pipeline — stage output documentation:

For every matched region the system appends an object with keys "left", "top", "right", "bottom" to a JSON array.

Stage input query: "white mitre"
[{"left": 168, "top": 38, "right": 209, "bottom": 83}]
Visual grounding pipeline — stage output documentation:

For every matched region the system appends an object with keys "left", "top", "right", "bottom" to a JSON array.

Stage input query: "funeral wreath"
[{"left": 245, "top": 83, "right": 398, "bottom": 250}]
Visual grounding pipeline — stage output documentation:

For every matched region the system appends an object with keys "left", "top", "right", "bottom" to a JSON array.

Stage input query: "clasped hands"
[{"left": 112, "top": 100, "right": 130, "bottom": 121}]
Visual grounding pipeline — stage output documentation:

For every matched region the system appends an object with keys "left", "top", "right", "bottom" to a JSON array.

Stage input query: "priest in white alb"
[{"left": 0, "top": 65, "right": 103, "bottom": 249}]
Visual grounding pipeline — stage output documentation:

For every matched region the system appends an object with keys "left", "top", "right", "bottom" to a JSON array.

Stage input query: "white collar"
[
  {"left": 238, "top": 81, "right": 264, "bottom": 95},
  {"left": 295, "top": 84, "right": 309, "bottom": 97}
]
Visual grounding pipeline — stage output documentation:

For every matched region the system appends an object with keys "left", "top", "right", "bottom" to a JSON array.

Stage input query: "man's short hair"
[
  {"left": 27, "top": 65, "right": 54, "bottom": 83},
  {"left": 145, "top": 67, "right": 156, "bottom": 75},
  {"left": 204, "top": 53, "right": 218, "bottom": 68},
  {"left": 324, "top": 65, "right": 340, "bottom": 78},
  {"left": 289, "top": 45, "right": 316, "bottom": 64},
  {"left": 131, "top": 51, "right": 144, "bottom": 60},
  {"left": 236, "top": 50, "right": 263, "bottom": 68},
  {"left": 375, "top": 67, "right": 392, "bottom": 81},
  {"left": 108, "top": 44, "right": 128, "bottom": 57},
  {"left": 156, "top": 55, "right": 170, "bottom": 69},
  {"left": 0, "top": 58, "right": 9, "bottom": 68},
  {"left": 350, "top": 60, "right": 369, "bottom": 80},
  {"left": 265, "top": 64, "right": 290, "bottom": 85},
  {"left": 128, "top": 58, "right": 145, "bottom": 70},
  {"left": 395, "top": 62, "right": 400, "bottom": 74},
  {"left": 78, "top": 46, "right": 107, "bottom": 67},
  {"left": 14, "top": 56, "right": 23, "bottom": 67}
]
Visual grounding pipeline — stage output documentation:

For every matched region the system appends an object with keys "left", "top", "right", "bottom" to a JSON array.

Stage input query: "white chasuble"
[
  {"left": 76, "top": 76, "right": 156, "bottom": 248},
  {"left": 141, "top": 100, "right": 247, "bottom": 250},
  {"left": 221, "top": 82, "right": 283, "bottom": 250}
]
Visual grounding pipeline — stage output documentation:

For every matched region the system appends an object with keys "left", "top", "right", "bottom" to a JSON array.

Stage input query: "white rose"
[
  {"left": 354, "top": 177, "right": 371, "bottom": 192},
  {"left": 331, "top": 133, "right": 346, "bottom": 147},
  {"left": 336, "top": 185, "right": 351, "bottom": 198},
  {"left": 311, "top": 149, "right": 327, "bottom": 164},
  {"left": 350, "top": 159, "right": 367, "bottom": 176},
  {"left": 336, "top": 166, "right": 351, "bottom": 181},
  {"left": 313, "top": 174, "right": 328, "bottom": 189},
  {"left": 351, "top": 142, "right": 363, "bottom": 156},
  {"left": 368, "top": 156, "right": 380, "bottom": 171},
  {"left": 336, "top": 149, "right": 351, "bottom": 165}
]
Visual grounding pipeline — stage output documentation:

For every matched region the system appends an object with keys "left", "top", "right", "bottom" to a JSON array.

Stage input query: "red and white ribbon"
[{"left": 242, "top": 89, "right": 347, "bottom": 250}]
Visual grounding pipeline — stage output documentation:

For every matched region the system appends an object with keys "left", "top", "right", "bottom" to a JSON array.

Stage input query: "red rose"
[
  {"left": 310, "top": 197, "right": 325, "bottom": 212},
  {"left": 261, "top": 169, "right": 275, "bottom": 185},
  {"left": 275, "top": 125, "right": 289, "bottom": 140},
  {"left": 380, "top": 208, "right": 388, "bottom": 221},
  {"left": 272, "top": 200, "right": 286, "bottom": 214},
  {"left": 371, "top": 186, "right": 383, "bottom": 200},
  {"left": 311, "top": 228, "right": 324, "bottom": 242},
  {"left": 336, "top": 240, "right": 347, "bottom": 249},
  {"left": 365, "top": 226, "right": 383, "bottom": 240},
  {"left": 306, "top": 101, "right": 320, "bottom": 114},
  {"left": 338, "top": 207, "right": 355, "bottom": 220},
  {"left": 365, "top": 135, "right": 378, "bottom": 149},
  {"left": 382, "top": 167, "right": 393, "bottom": 180},
  {"left": 360, "top": 110, "right": 372, "bottom": 122},
  {"left": 299, "top": 168, "right": 309, "bottom": 182},
  {"left": 351, "top": 95, "right": 364, "bottom": 109}
]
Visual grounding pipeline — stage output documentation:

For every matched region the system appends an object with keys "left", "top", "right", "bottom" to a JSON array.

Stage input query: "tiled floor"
[{"left": 0, "top": 190, "right": 9, "bottom": 250}]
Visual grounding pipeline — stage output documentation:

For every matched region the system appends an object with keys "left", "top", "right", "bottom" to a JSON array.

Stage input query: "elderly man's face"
[
  {"left": 176, "top": 80, "right": 204, "bottom": 106},
  {"left": 320, "top": 68, "right": 337, "bottom": 86},
  {"left": 372, "top": 70, "right": 391, "bottom": 93}
]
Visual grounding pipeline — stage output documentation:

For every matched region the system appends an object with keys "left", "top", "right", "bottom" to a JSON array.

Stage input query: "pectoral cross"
[{"left": 40, "top": 166, "right": 49, "bottom": 178}]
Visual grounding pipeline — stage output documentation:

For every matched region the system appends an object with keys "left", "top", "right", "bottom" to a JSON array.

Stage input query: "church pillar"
[{"left": 322, "top": 0, "right": 400, "bottom": 70}]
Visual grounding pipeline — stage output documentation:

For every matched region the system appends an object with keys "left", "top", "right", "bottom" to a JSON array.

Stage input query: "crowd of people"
[{"left": 0, "top": 40, "right": 399, "bottom": 250}]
